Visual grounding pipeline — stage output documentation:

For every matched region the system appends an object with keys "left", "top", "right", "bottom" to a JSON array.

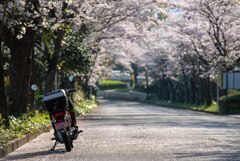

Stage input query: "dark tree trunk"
[
  {"left": 196, "top": 79, "right": 203, "bottom": 105},
  {"left": 0, "top": 42, "right": 9, "bottom": 127},
  {"left": 165, "top": 80, "right": 170, "bottom": 101},
  {"left": 0, "top": 71, "right": 9, "bottom": 127},
  {"left": 211, "top": 81, "right": 218, "bottom": 102},
  {"left": 45, "top": 30, "right": 64, "bottom": 93},
  {"left": 181, "top": 86, "right": 185, "bottom": 103},
  {"left": 0, "top": 4, "right": 9, "bottom": 127},
  {"left": 157, "top": 79, "right": 162, "bottom": 100},
  {"left": 176, "top": 85, "right": 184, "bottom": 103},
  {"left": 204, "top": 77, "right": 212, "bottom": 106},
  {"left": 9, "top": 29, "right": 35, "bottom": 115},
  {"left": 29, "top": 49, "right": 35, "bottom": 111},
  {"left": 184, "top": 86, "right": 189, "bottom": 103},
  {"left": 84, "top": 76, "right": 90, "bottom": 99},
  {"left": 190, "top": 78, "right": 196, "bottom": 104},
  {"left": 168, "top": 80, "right": 176, "bottom": 103},
  {"left": 162, "top": 79, "right": 168, "bottom": 100},
  {"left": 145, "top": 69, "right": 150, "bottom": 100},
  {"left": 131, "top": 63, "right": 138, "bottom": 86},
  {"left": 200, "top": 78, "right": 205, "bottom": 105}
]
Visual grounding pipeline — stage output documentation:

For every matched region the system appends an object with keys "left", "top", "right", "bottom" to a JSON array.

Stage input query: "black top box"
[{"left": 43, "top": 89, "right": 68, "bottom": 113}]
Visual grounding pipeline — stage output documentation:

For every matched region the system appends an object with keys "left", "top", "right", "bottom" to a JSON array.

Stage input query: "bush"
[
  {"left": 74, "top": 99, "right": 97, "bottom": 115},
  {"left": 73, "top": 90, "right": 98, "bottom": 115},
  {"left": 0, "top": 111, "right": 50, "bottom": 148},
  {"left": 98, "top": 80, "right": 128, "bottom": 90},
  {"left": 218, "top": 94, "right": 240, "bottom": 114}
]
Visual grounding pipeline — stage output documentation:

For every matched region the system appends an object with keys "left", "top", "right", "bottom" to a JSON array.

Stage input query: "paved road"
[{"left": 1, "top": 99, "right": 240, "bottom": 161}]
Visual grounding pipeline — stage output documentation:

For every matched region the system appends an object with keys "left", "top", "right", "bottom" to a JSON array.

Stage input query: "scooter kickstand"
[{"left": 51, "top": 140, "right": 58, "bottom": 151}]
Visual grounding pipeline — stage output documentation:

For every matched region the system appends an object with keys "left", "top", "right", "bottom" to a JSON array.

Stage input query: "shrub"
[
  {"left": 98, "top": 80, "right": 128, "bottom": 90},
  {"left": 0, "top": 111, "right": 50, "bottom": 148},
  {"left": 72, "top": 90, "right": 97, "bottom": 115},
  {"left": 218, "top": 94, "right": 240, "bottom": 114}
]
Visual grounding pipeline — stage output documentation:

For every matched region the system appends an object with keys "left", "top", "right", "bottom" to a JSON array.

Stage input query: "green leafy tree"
[{"left": 61, "top": 31, "right": 92, "bottom": 76}]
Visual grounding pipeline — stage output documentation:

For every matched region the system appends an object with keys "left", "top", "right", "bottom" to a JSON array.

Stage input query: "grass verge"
[
  {"left": 147, "top": 99, "right": 219, "bottom": 113},
  {"left": 0, "top": 111, "right": 50, "bottom": 149}
]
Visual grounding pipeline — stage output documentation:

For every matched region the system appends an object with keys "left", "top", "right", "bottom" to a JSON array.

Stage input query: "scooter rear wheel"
[{"left": 62, "top": 131, "right": 72, "bottom": 152}]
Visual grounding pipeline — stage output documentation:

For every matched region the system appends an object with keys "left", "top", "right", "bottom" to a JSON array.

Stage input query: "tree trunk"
[
  {"left": 200, "top": 78, "right": 205, "bottom": 105},
  {"left": 195, "top": 79, "right": 201, "bottom": 105},
  {"left": 9, "top": 29, "right": 35, "bottom": 115},
  {"left": 29, "top": 49, "right": 35, "bottom": 111},
  {"left": 190, "top": 78, "right": 196, "bottom": 104},
  {"left": 162, "top": 79, "right": 168, "bottom": 100},
  {"left": 165, "top": 80, "right": 170, "bottom": 101},
  {"left": 45, "top": 30, "right": 64, "bottom": 93},
  {"left": 0, "top": 3, "right": 9, "bottom": 127},
  {"left": 145, "top": 69, "right": 150, "bottom": 100},
  {"left": 131, "top": 63, "right": 138, "bottom": 86},
  {"left": 0, "top": 42, "right": 9, "bottom": 127},
  {"left": 157, "top": 79, "right": 162, "bottom": 100},
  {"left": 204, "top": 77, "right": 212, "bottom": 106},
  {"left": 181, "top": 86, "right": 185, "bottom": 103},
  {"left": 184, "top": 86, "right": 189, "bottom": 103},
  {"left": 0, "top": 73, "right": 9, "bottom": 127},
  {"left": 211, "top": 81, "right": 218, "bottom": 102},
  {"left": 168, "top": 80, "right": 176, "bottom": 103}
]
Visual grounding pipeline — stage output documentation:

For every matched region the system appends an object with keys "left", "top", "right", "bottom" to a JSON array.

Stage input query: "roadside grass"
[
  {"left": 100, "top": 89, "right": 219, "bottom": 113},
  {"left": 74, "top": 98, "right": 98, "bottom": 115},
  {"left": 107, "top": 89, "right": 131, "bottom": 92},
  {"left": 72, "top": 90, "right": 98, "bottom": 115},
  {"left": 0, "top": 111, "right": 50, "bottom": 149},
  {"left": 147, "top": 99, "right": 219, "bottom": 113},
  {"left": 98, "top": 80, "right": 128, "bottom": 90}
]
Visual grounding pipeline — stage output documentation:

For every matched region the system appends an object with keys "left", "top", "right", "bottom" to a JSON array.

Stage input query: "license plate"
[{"left": 54, "top": 122, "right": 65, "bottom": 130}]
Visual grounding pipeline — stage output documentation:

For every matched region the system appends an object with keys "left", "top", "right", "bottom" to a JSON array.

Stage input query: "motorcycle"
[{"left": 31, "top": 77, "right": 82, "bottom": 152}]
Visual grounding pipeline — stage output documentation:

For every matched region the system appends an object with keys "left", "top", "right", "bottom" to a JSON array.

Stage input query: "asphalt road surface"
[{"left": 1, "top": 99, "right": 240, "bottom": 161}]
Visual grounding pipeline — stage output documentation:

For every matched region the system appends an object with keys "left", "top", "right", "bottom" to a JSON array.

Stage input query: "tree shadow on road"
[
  {"left": 1, "top": 149, "right": 68, "bottom": 161},
  {"left": 174, "top": 150, "right": 240, "bottom": 161}
]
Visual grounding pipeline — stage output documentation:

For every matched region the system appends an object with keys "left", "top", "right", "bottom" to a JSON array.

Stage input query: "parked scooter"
[{"left": 31, "top": 77, "right": 82, "bottom": 152}]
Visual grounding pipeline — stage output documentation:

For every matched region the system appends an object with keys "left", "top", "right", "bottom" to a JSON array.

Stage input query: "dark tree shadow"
[{"left": 1, "top": 149, "right": 68, "bottom": 161}]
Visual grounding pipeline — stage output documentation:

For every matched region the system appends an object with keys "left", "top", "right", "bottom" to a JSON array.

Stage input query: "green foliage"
[
  {"left": 34, "top": 93, "right": 44, "bottom": 108},
  {"left": 218, "top": 94, "right": 240, "bottom": 114},
  {"left": 72, "top": 90, "right": 97, "bottom": 115},
  {"left": 98, "top": 80, "right": 128, "bottom": 90},
  {"left": 228, "top": 90, "right": 240, "bottom": 96},
  {"left": 0, "top": 111, "right": 50, "bottom": 148},
  {"left": 60, "top": 30, "right": 93, "bottom": 75},
  {"left": 109, "top": 89, "right": 130, "bottom": 92},
  {"left": 74, "top": 99, "right": 97, "bottom": 116}
]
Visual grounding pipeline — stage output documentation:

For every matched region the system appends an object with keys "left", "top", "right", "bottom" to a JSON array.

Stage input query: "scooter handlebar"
[
  {"left": 36, "top": 97, "right": 43, "bottom": 101},
  {"left": 65, "top": 89, "right": 77, "bottom": 95}
]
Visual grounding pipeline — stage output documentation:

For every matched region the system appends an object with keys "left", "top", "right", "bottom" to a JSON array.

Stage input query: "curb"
[{"left": 0, "top": 125, "right": 51, "bottom": 159}]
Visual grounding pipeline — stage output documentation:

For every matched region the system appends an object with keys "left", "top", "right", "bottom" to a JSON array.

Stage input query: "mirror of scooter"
[
  {"left": 68, "top": 76, "right": 74, "bottom": 82},
  {"left": 31, "top": 84, "right": 38, "bottom": 91}
]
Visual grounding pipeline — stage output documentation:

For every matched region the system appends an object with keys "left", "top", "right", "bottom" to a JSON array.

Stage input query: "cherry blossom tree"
[
  {"left": 100, "top": 0, "right": 240, "bottom": 105},
  {"left": 144, "top": 0, "right": 240, "bottom": 104}
]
